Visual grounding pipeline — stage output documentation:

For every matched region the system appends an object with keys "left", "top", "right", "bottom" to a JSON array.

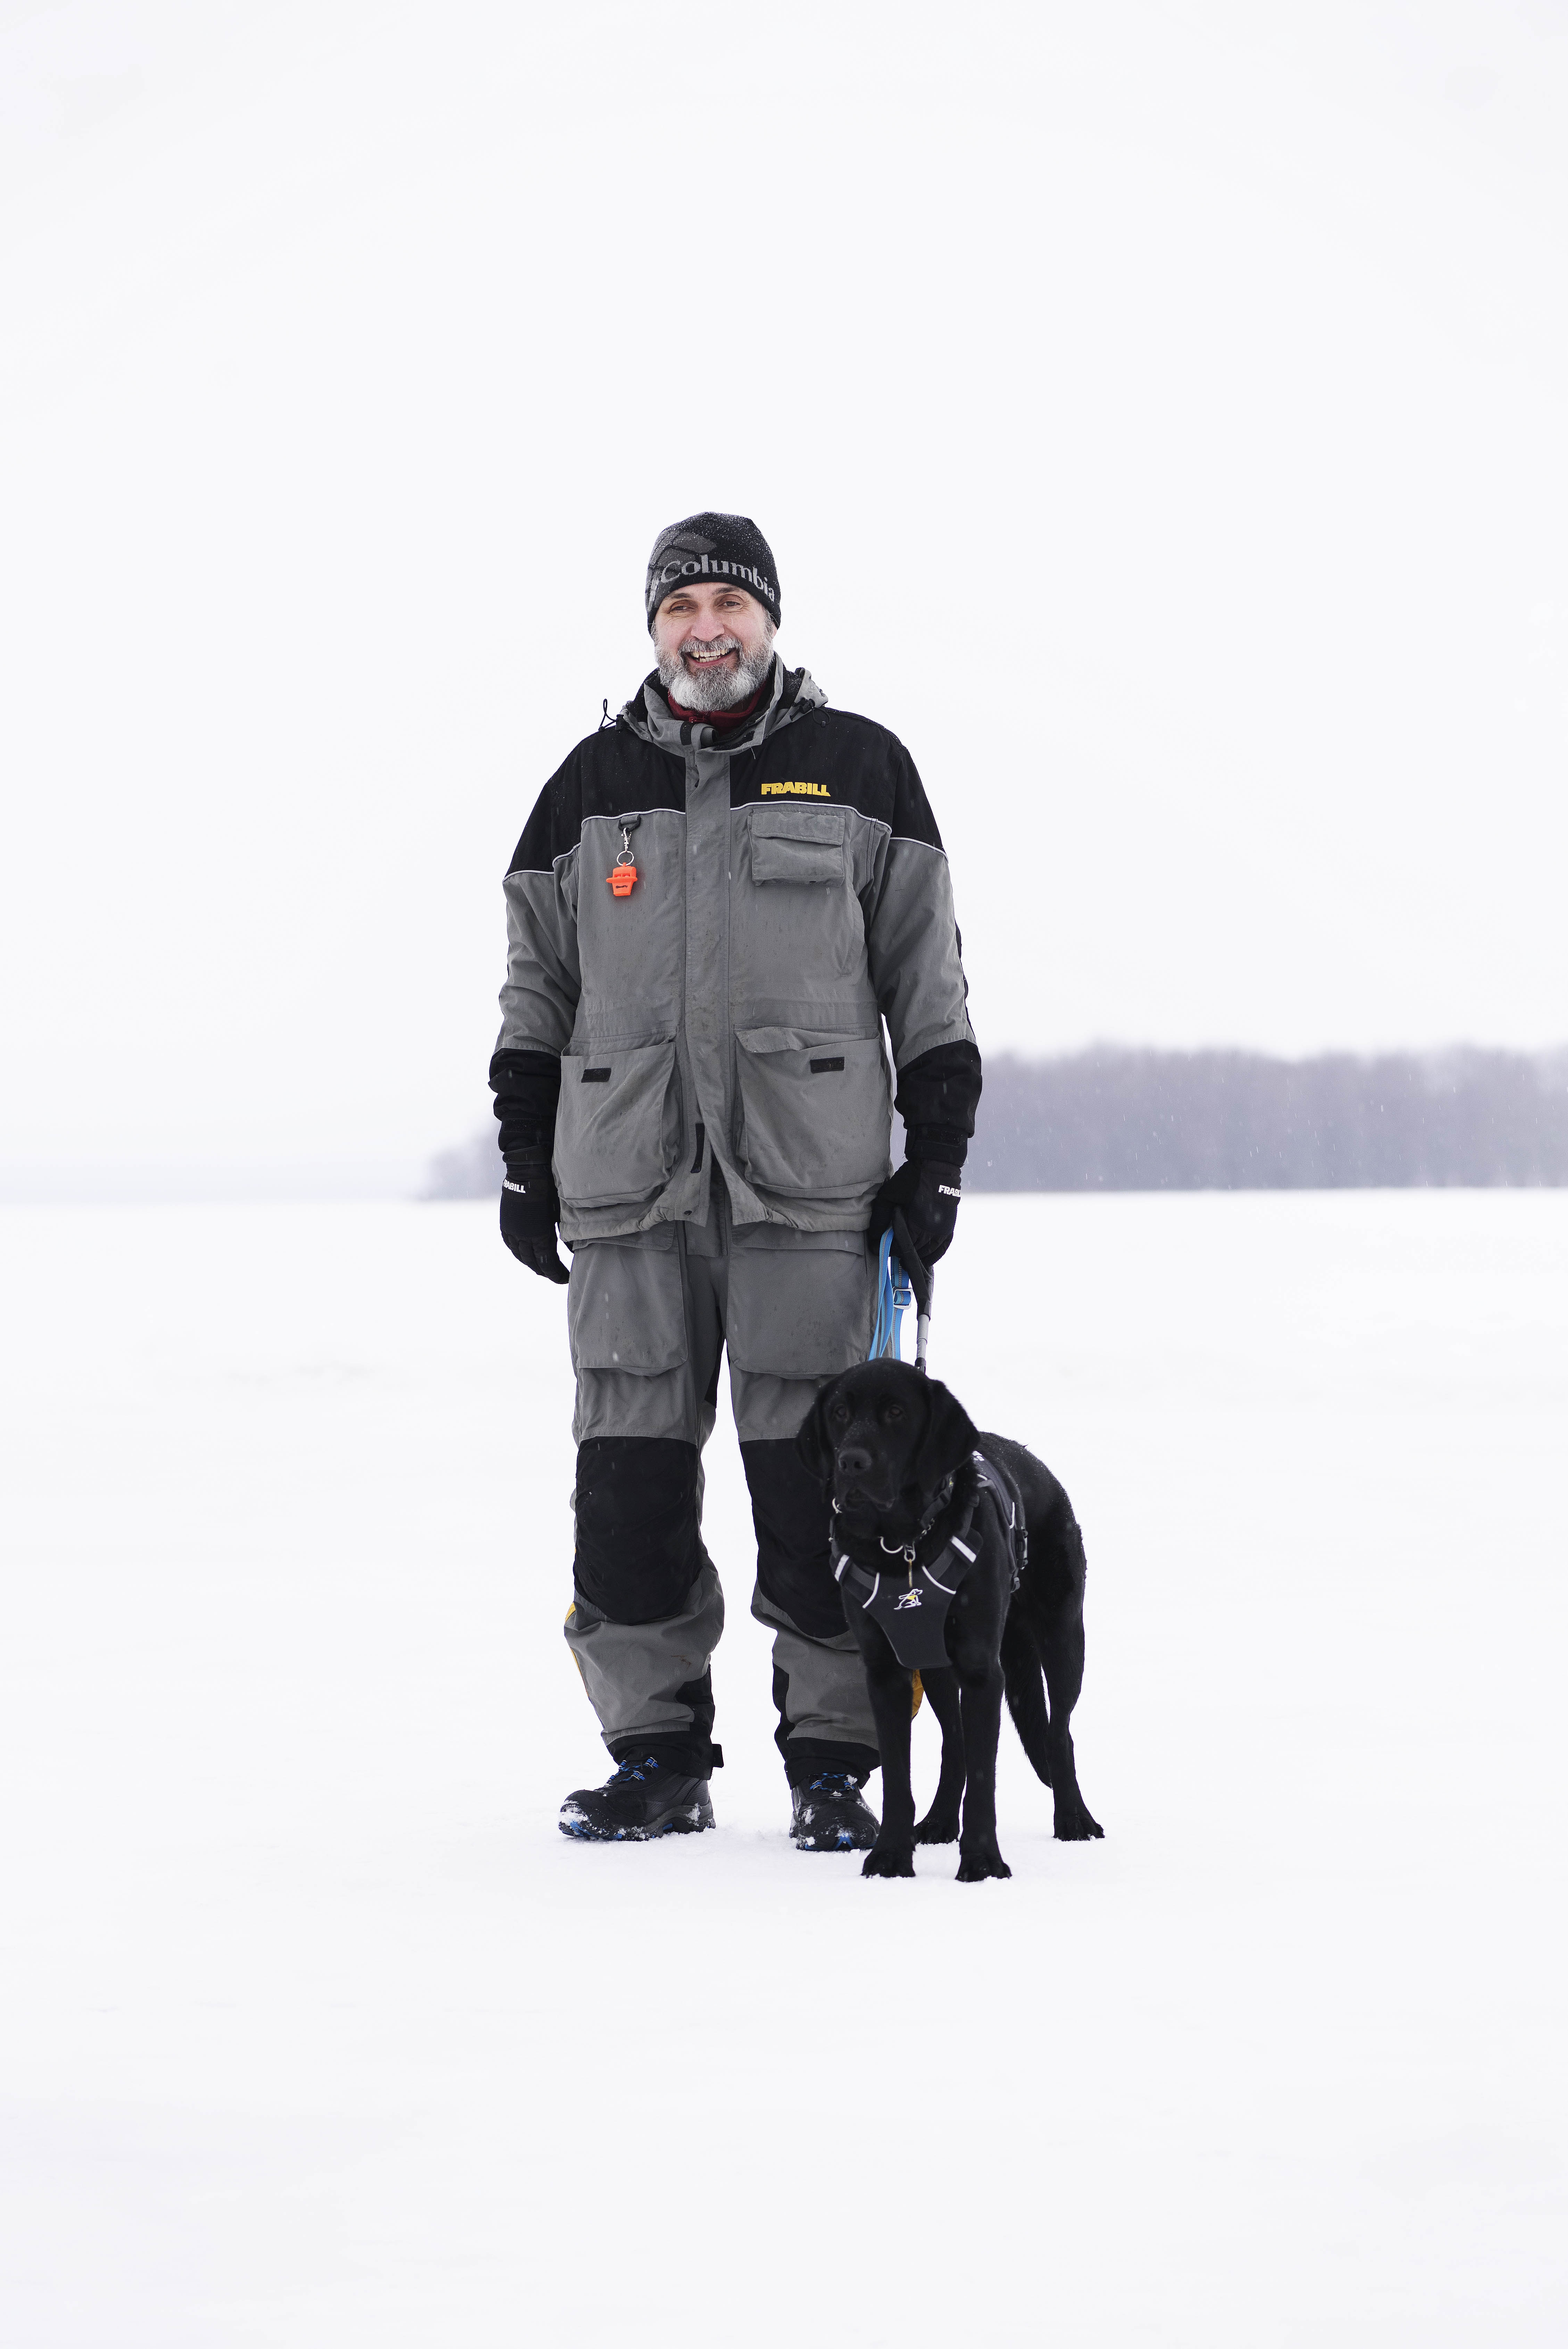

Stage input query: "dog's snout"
[{"left": 835, "top": 1444, "right": 873, "bottom": 1477}]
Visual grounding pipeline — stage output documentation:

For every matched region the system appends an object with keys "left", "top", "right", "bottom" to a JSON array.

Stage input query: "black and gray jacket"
[{"left": 490, "top": 662, "right": 981, "bottom": 1243}]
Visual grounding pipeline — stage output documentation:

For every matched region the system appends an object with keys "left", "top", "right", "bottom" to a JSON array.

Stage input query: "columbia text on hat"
[{"left": 645, "top": 512, "right": 781, "bottom": 632}]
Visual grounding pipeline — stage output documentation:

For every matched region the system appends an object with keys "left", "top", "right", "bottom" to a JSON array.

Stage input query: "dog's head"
[{"left": 796, "top": 1361, "right": 979, "bottom": 1536}]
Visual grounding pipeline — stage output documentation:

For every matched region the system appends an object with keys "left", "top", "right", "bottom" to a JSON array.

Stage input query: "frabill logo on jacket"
[{"left": 760, "top": 781, "right": 831, "bottom": 799}]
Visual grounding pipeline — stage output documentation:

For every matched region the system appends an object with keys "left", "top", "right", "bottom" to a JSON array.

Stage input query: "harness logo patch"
[
  {"left": 893, "top": 1588, "right": 924, "bottom": 1611},
  {"left": 760, "top": 780, "right": 831, "bottom": 798}
]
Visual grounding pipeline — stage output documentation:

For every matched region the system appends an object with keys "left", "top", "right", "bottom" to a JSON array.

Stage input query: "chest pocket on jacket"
[{"left": 749, "top": 806, "right": 846, "bottom": 885}]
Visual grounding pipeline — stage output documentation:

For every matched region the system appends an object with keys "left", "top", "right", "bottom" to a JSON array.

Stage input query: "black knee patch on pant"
[
  {"left": 574, "top": 1436, "right": 704, "bottom": 1626},
  {"left": 741, "top": 1437, "right": 845, "bottom": 1642}
]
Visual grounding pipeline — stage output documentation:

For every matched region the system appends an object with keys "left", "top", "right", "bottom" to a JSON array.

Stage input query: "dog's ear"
[
  {"left": 919, "top": 1377, "right": 980, "bottom": 1486},
  {"left": 795, "top": 1384, "right": 838, "bottom": 1484}
]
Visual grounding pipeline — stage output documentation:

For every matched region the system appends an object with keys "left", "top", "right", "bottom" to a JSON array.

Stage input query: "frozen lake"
[{"left": 3, "top": 1193, "right": 1565, "bottom": 2346}]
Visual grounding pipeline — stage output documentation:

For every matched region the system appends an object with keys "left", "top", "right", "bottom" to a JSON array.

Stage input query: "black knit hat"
[{"left": 645, "top": 512, "right": 781, "bottom": 633}]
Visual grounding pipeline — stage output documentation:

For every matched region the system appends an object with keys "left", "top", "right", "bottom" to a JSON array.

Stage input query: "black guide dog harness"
[{"left": 832, "top": 1451, "right": 1027, "bottom": 1672}]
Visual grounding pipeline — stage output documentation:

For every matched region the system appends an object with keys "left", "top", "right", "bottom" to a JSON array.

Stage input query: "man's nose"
[{"left": 836, "top": 1444, "right": 873, "bottom": 1477}]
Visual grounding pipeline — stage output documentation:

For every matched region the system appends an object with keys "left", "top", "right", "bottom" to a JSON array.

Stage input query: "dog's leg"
[
  {"left": 861, "top": 1636, "right": 918, "bottom": 1879},
  {"left": 953, "top": 1655, "right": 1011, "bottom": 1882},
  {"left": 913, "top": 1666, "right": 965, "bottom": 1844},
  {"left": 1000, "top": 1607, "right": 1053, "bottom": 1787},
  {"left": 1040, "top": 1606, "right": 1103, "bottom": 1841}
]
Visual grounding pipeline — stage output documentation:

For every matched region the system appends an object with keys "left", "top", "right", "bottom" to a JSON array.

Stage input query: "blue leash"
[{"left": 870, "top": 1229, "right": 931, "bottom": 1371}]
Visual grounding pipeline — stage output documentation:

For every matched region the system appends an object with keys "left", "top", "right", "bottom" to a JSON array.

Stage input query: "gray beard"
[{"left": 657, "top": 629, "right": 775, "bottom": 712}]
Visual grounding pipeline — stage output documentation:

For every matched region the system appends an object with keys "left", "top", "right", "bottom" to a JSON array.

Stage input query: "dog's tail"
[{"left": 1001, "top": 1605, "right": 1053, "bottom": 1786}]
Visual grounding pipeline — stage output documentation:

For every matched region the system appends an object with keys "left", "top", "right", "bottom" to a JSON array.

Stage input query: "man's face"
[{"left": 652, "top": 580, "right": 775, "bottom": 711}]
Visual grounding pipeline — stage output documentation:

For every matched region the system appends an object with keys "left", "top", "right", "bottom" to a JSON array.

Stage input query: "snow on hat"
[{"left": 645, "top": 512, "right": 781, "bottom": 633}]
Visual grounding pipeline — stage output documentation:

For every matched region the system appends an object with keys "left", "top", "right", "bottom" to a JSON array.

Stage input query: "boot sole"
[{"left": 559, "top": 1803, "right": 715, "bottom": 1843}]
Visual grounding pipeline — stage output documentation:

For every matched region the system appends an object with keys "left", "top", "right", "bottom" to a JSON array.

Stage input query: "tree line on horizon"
[
  {"left": 424, "top": 1046, "right": 1568, "bottom": 1199},
  {"left": 968, "top": 1046, "right": 1568, "bottom": 1190}
]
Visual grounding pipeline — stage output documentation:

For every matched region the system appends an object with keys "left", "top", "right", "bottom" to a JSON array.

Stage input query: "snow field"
[{"left": 1, "top": 1193, "right": 1565, "bottom": 2346}]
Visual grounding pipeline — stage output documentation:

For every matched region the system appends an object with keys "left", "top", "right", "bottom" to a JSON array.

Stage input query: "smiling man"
[{"left": 490, "top": 512, "right": 981, "bottom": 1848}]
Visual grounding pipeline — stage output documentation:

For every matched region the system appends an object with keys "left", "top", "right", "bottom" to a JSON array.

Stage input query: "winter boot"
[
  {"left": 559, "top": 1755, "right": 715, "bottom": 1842},
  {"left": 790, "top": 1771, "right": 879, "bottom": 1852}
]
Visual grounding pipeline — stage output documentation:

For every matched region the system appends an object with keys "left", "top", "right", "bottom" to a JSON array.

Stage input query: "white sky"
[{"left": 2, "top": 0, "right": 1567, "bottom": 1192}]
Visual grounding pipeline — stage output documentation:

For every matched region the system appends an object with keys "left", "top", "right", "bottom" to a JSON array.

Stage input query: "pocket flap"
[
  {"left": 735, "top": 1024, "right": 874, "bottom": 1055},
  {"left": 749, "top": 805, "right": 846, "bottom": 886},
  {"left": 751, "top": 807, "right": 845, "bottom": 843}
]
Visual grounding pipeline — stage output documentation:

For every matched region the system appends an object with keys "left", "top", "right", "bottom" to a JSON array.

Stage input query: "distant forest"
[
  {"left": 425, "top": 1047, "right": 1568, "bottom": 1199},
  {"left": 968, "top": 1047, "right": 1568, "bottom": 1190}
]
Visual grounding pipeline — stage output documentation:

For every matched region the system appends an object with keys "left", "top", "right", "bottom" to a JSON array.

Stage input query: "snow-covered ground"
[{"left": 2, "top": 1193, "right": 1565, "bottom": 2347}]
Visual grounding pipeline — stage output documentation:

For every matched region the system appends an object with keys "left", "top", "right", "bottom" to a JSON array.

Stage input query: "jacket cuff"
[
  {"left": 489, "top": 1048, "right": 562, "bottom": 1163},
  {"left": 904, "top": 1125, "right": 969, "bottom": 1169},
  {"left": 894, "top": 1039, "right": 982, "bottom": 1157}
]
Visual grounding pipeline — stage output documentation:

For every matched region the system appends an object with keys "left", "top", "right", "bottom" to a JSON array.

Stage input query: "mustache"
[{"left": 655, "top": 620, "right": 775, "bottom": 710}]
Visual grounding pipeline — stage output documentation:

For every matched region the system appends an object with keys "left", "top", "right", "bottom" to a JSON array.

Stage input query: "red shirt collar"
[{"left": 665, "top": 684, "right": 764, "bottom": 736}]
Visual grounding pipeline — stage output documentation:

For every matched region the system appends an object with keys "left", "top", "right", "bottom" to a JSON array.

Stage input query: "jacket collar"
[{"left": 618, "top": 659, "right": 827, "bottom": 755}]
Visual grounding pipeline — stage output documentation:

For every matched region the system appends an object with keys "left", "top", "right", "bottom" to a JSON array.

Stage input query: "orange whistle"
[{"left": 607, "top": 858, "right": 637, "bottom": 898}]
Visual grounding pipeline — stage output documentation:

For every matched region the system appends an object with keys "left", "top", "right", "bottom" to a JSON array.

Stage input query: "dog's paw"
[
  {"left": 914, "top": 1810, "right": 959, "bottom": 1846},
  {"left": 1054, "top": 1799, "right": 1104, "bottom": 1841},
  {"left": 862, "top": 1843, "right": 916, "bottom": 1879},
  {"left": 955, "top": 1844, "right": 1012, "bottom": 1883}
]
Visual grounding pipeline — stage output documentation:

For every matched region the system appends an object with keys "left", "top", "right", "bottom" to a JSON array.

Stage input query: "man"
[{"left": 490, "top": 513, "right": 980, "bottom": 1847}]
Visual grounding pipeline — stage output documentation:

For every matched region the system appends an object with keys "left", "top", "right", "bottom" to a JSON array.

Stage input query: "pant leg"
[
  {"left": 726, "top": 1230, "right": 882, "bottom": 1786},
  {"left": 562, "top": 1223, "right": 728, "bottom": 1777}
]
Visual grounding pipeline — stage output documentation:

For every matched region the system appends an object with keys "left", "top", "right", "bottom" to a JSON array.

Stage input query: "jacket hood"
[{"left": 618, "top": 660, "right": 827, "bottom": 755}]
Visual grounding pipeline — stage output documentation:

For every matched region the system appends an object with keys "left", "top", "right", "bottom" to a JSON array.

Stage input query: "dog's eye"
[
  {"left": 830, "top": 1401, "right": 850, "bottom": 1424},
  {"left": 884, "top": 1404, "right": 904, "bottom": 1423}
]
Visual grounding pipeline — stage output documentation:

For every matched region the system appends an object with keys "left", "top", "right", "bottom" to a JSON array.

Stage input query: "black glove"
[
  {"left": 500, "top": 1159, "right": 570, "bottom": 1284},
  {"left": 869, "top": 1159, "right": 962, "bottom": 1276}
]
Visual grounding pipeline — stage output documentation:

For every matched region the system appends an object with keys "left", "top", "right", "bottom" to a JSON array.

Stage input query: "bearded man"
[{"left": 490, "top": 512, "right": 981, "bottom": 1848}]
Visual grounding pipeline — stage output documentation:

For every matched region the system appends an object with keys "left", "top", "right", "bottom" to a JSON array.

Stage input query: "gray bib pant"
[{"left": 564, "top": 1172, "right": 881, "bottom": 1783}]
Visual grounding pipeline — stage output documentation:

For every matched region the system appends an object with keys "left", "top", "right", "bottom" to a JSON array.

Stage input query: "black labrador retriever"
[{"left": 798, "top": 1359, "right": 1102, "bottom": 1881}]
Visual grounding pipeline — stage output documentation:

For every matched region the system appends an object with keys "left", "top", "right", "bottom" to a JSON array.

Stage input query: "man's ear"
[
  {"left": 920, "top": 1378, "right": 980, "bottom": 1486},
  {"left": 795, "top": 1384, "right": 839, "bottom": 1484}
]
